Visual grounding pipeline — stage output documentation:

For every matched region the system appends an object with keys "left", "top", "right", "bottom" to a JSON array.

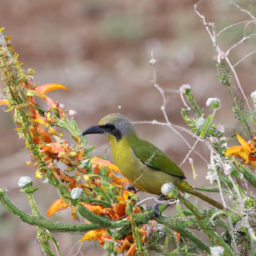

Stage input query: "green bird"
[{"left": 82, "top": 113, "right": 223, "bottom": 210}]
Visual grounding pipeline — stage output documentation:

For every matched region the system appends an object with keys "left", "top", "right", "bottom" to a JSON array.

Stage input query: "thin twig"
[
  {"left": 150, "top": 52, "right": 208, "bottom": 165},
  {"left": 233, "top": 49, "right": 256, "bottom": 67},
  {"left": 215, "top": 20, "right": 253, "bottom": 38},
  {"left": 231, "top": 2, "right": 256, "bottom": 20},
  {"left": 194, "top": 2, "right": 251, "bottom": 110}
]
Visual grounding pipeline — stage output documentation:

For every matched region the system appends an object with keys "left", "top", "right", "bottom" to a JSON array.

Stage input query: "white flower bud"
[
  {"left": 206, "top": 171, "right": 217, "bottom": 184},
  {"left": 195, "top": 117, "right": 205, "bottom": 129},
  {"left": 206, "top": 98, "right": 221, "bottom": 110},
  {"left": 251, "top": 91, "right": 256, "bottom": 101},
  {"left": 149, "top": 58, "right": 157, "bottom": 65},
  {"left": 251, "top": 91, "right": 256, "bottom": 106},
  {"left": 207, "top": 164, "right": 212, "bottom": 170},
  {"left": 68, "top": 110, "right": 77, "bottom": 117},
  {"left": 216, "top": 124, "right": 225, "bottom": 133},
  {"left": 219, "top": 137, "right": 227, "bottom": 147},
  {"left": 71, "top": 187, "right": 83, "bottom": 199},
  {"left": 188, "top": 158, "right": 193, "bottom": 164},
  {"left": 18, "top": 176, "right": 33, "bottom": 188},
  {"left": 210, "top": 246, "right": 224, "bottom": 256},
  {"left": 149, "top": 51, "right": 157, "bottom": 66},
  {"left": 161, "top": 183, "right": 175, "bottom": 196},
  {"left": 180, "top": 84, "right": 191, "bottom": 93},
  {"left": 223, "top": 164, "right": 232, "bottom": 175}
]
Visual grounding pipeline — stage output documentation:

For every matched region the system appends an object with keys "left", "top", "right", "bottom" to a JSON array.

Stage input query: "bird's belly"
[
  {"left": 133, "top": 166, "right": 177, "bottom": 194},
  {"left": 113, "top": 149, "right": 177, "bottom": 195}
]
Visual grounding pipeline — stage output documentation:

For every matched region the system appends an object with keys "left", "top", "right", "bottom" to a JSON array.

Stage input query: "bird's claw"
[
  {"left": 157, "top": 194, "right": 168, "bottom": 201},
  {"left": 127, "top": 184, "right": 139, "bottom": 193},
  {"left": 150, "top": 204, "right": 161, "bottom": 218}
]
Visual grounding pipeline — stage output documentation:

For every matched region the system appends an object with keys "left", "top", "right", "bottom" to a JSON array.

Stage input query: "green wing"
[{"left": 131, "top": 138, "right": 186, "bottom": 179}]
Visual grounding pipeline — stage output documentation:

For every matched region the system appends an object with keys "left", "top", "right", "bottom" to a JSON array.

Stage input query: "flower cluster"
[
  {"left": 1, "top": 30, "right": 173, "bottom": 256},
  {"left": 225, "top": 133, "right": 256, "bottom": 168}
]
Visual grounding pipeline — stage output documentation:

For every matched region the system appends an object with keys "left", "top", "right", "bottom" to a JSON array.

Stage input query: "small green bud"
[
  {"left": 206, "top": 98, "right": 221, "bottom": 110},
  {"left": 180, "top": 84, "right": 191, "bottom": 94},
  {"left": 27, "top": 68, "right": 35, "bottom": 75}
]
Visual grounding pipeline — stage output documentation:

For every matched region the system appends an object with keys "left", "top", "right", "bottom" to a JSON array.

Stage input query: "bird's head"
[{"left": 82, "top": 113, "right": 136, "bottom": 142}]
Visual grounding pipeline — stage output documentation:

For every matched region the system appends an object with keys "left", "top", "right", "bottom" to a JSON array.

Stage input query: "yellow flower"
[{"left": 225, "top": 134, "right": 256, "bottom": 164}]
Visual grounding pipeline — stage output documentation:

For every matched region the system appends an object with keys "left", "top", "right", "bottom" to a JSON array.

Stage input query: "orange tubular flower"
[
  {"left": 34, "top": 83, "right": 69, "bottom": 97},
  {"left": 34, "top": 83, "right": 69, "bottom": 107},
  {"left": 0, "top": 99, "right": 11, "bottom": 107},
  {"left": 47, "top": 198, "right": 71, "bottom": 217},
  {"left": 225, "top": 133, "right": 256, "bottom": 164},
  {"left": 80, "top": 229, "right": 111, "bottom": 245}
]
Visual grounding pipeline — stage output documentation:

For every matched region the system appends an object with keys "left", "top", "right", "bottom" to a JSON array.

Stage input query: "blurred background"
[{"left": 0, "top": 0, "right": 256, "bottom": 255}]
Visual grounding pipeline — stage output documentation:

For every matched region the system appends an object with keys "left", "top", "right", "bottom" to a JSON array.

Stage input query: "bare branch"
[
  {"left": 231, "top": 2, "right": 256, "bottom": 20},
  {"left": 233, "top": 49, "right": 256, "bottom": 68}
]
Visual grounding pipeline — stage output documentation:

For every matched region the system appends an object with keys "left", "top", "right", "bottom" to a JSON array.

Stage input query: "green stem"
[
  {"left": 24, "top": 186, "right": 59, "bottom": 256},
  {"left": 211, "top": 231, "right": 234, "bottom": 256},
  {"left": 185, "top": 90, "right": 203, "bottom": 117},
  {"left": 0, "top": 189, "right": 129, "bottom": 232},
  {"left": 77, "top": 203, "right": 111, "bottom": 225},
  {"left": 36, "top": 228, "right": 57, "bottom": 256},
  {"left": 80, "top": 196, "right": 112, "bottom": 208},
  {"left": 199, "top": 110, "right": 216, "bottom": 139},
  {"left": 192, "top": 186, "right": 220, "bottom": 193},
  {"left": 27, "top": 193, "right": 42, "bottom": 217},
  {"left": 157, "top": 216, "right": 210, "bottom": 253},
  {"left": 234, "top": 159, "right": 256, "bottom": 189},
  {"left": 178, "top": 196, "right": 233, "bottom": 255},
  {"left": 126, "top": 203, "right": 143, "bottom": 255}
]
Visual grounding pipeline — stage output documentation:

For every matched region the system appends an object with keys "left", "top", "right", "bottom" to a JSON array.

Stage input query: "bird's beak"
[{"left": 82, "top": 125, "right": 105, "bottom": 136}]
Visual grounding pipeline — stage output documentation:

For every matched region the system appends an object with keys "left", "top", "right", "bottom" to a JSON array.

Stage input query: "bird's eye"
[{"left": 105, "top": 123, "right": 116, "bottom": 131}]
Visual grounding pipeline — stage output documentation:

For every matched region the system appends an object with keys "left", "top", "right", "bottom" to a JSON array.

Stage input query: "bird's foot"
[
  {"left": 127, "top": 184, "right": 139, "bottom": 193},
  {"left": 157, "top": 194, "right": 168, "bottom": 201},
  {"left": 150, "top": 204, "right": 161, "bottom": 218}
]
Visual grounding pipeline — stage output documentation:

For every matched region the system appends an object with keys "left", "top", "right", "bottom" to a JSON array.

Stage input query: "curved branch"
[{"left": 0, "top": 189, "right": 129, "bottom": 233}]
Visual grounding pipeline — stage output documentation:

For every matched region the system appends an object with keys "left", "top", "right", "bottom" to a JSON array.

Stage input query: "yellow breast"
[{"left": 107, "top": 135, "right": 177, "bottom": 194}]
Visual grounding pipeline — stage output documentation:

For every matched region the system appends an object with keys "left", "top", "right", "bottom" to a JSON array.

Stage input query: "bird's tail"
[
  {"left": 175, "top": 180, "right": 224, "bottom": 210},
  {"left": 188, "top": 188, "right": 224, "bottom": 210}
]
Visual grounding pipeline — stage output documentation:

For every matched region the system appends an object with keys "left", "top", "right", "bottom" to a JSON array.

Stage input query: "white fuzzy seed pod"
[
  {"left": 18, "top": 176, "right": 33, "bottom": 188},
  {"left": 71, "top": 187, "right": 83, "bottom": 199},
  {"left": 210, "top": 246, "right": 224, "bottom": 256}
]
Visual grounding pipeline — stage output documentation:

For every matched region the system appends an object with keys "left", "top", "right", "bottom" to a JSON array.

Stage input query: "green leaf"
[{"left": 176, "top": 203, "right": 185, "bottom": 218}]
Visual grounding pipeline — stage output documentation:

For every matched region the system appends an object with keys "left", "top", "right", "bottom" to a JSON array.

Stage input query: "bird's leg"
[
  {"left": 150, "top": 199, "right": 177, "bottom": 217},
  {"left": 156, "top": 194, "right": 169, "bottom": 201},
  {"left": 127, "top": 170, "right": 146, "bottom": 193},
  {"left": 150, "top": 204, "right": 161, "bottom": 218},
  {"left": 104, "top": 143, "right": 111, "bottom": 155},
  {"left": 127, "top": 184, "right": 139, "bottom": 193}
]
